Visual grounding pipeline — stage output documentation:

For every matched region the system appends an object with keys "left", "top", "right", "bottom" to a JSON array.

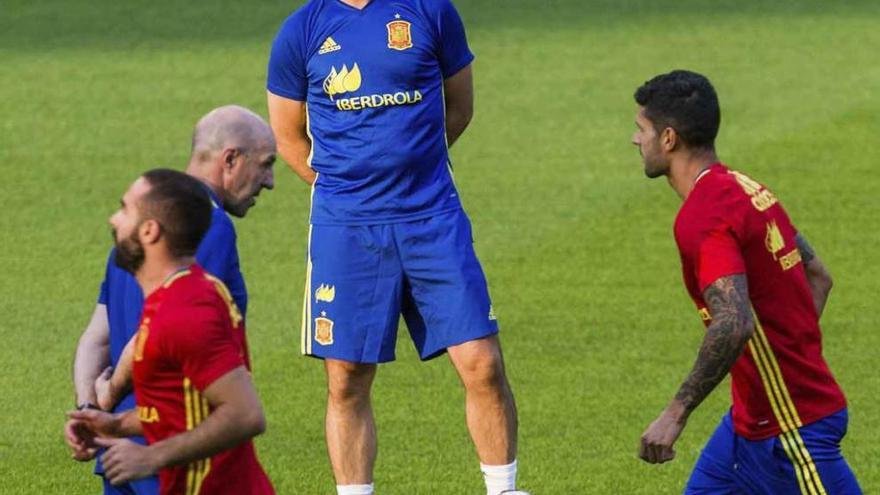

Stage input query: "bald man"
[{"left": 66, "top": 105, "right": 275, "bottom": 495}]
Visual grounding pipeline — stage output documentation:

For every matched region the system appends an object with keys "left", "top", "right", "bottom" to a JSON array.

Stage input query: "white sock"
[
  {"left": 336, "top": 484, "right": 374, "bottom": 495},
  {"left": 481, "top": 459, "right": 517, "bottom": 495}
]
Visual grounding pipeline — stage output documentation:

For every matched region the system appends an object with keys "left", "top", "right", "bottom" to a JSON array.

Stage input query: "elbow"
[
  {"left": 820, "top": 273, "right": 834, "bottom": 295},
  {"left": 460, "top": 108, "right": 474, "bottom": 129},
  {"left": 449, "top": 106, "right": 473, "bottom": 131},
  {"left": 738, "top": 315, "right": 756, "bottom": 345},
  {"left": 245, "top": 409, "right": 267, "bottom": 437}
]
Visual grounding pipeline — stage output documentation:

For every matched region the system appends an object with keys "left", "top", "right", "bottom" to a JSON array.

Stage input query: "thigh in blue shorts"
[
  {"left": 301, "top": 209, "right": 498, "bottom": 363},
  {"left": 685, "top": 409, "right": 861, "bottom": 495}
]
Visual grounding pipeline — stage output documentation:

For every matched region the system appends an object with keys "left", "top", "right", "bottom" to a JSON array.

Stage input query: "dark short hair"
[
  {"left": 634, "top": 70, "right": 720, "bottom": 150},
  {"left": 139, "top": 169, "right": 212, "bottom": 258}
]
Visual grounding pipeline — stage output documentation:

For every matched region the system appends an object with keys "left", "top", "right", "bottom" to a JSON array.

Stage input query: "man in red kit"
[
  {"left": 631, "top": 70, "right": 861, "bottom": 494},
  {"left": 67, "top": 169, "right": 274, "bottom": 495}
]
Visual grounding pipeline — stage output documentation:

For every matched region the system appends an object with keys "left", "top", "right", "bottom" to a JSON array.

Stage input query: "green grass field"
[{"left": 2, "top": 0, "right": 879, "bottom": 493}]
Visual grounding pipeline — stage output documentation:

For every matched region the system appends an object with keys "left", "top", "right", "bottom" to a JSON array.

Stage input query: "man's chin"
[
  {"left": 225, "top": 203, "right": 249, "bottom": 218},
  {"left": 230, "top": 197, "right": 258, "bottom": 218},
  {"left": 114, "top": 251, "right": 144, "bottom": 274},
  {"left": 644, "top": 165, "right": 667, "bottom": 179}
]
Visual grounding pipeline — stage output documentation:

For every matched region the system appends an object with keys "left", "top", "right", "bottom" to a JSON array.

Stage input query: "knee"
[
  {"left": 326, "top": 361, "right": 375, "bottom": 407},
  {"left": 457, "top": 347, "right": 508, "bottom": 393}
]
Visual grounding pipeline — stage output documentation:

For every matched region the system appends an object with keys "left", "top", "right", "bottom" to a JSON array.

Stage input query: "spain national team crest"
[
  {"left": 386, "top": 20, "right": 413, "bottom": 50},
  {"left": 315, "top": 312, "right": 334, "bottom": 346}
]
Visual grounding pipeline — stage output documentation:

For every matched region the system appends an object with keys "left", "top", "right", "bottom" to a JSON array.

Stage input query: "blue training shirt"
[{"left": 267, "top": 0, "right": 474, "bottom": 225}]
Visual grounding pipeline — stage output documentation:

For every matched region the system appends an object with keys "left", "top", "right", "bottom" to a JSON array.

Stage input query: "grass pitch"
[{"left": 2, "top": 1, "right": 879, "bottom": 493}]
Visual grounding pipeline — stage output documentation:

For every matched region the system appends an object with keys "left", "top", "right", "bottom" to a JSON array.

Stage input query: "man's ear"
[
  {"left": 222, "top": 147, "right": 238, "bottom": 171},
  {"left": 139, "top": 219, "right": 162, "bottom": 246},
  {"left": 660, "top": 127, "right": 678, "bottom": 152}
]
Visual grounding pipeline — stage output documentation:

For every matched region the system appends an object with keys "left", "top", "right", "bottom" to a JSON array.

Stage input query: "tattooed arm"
[
  {"left": 796, "top": 233, "right": 833, "bottom": 318},
  {"left": 639, "top": 274, "right": 754, "bottom": 464}
]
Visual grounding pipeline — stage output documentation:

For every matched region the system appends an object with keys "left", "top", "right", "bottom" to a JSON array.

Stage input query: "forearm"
[
  {"left": 147, "top": 404, "right": 263, "bottom": 469},
  {"left": 115, "top": 409, "right": 143, "bottom": 437},
  {"left": 674, "top": 275, "right": 754, "bottom": 418},
  {"left": 108, "top": 338, "right": 135, "bottom": 402},
  {"left": 673, "top": 319, "right": 752, "bottom": 416},
  {"left": 445, "top": 108, "right": 471, "bottom": 147},
  {"left": 73, "top": 304, "right": 110, "bottom": 405},
  {"left": 267, "top": 92, "right": 314, "bottom": 185},
  {"left": 278, "top": 138, "right": 315, "bottom": 185},
  {"left": 74, "top": 341, "right": 109, "bottom": 405}
]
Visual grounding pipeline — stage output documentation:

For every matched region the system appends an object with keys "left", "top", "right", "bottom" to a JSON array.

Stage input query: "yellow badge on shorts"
[
  {"left": 315, "top": 284, "right": 336, "bottom": 303},
  {"left": 387, "top": 19, "right": 413, "bottom": 50},
  {"left": 315, "top": 312, "right": 335, "bottom": 346}
]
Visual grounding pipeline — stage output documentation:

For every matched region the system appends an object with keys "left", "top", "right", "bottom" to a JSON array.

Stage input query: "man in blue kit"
[
  {"left": 267, "top": 1, "right": 525, "bottom": 494},
  {"left": 64, "top": 105, "right": 276, "bottom": 494}
]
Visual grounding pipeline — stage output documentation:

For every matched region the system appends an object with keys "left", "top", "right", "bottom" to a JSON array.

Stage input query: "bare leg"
[
  {"left": 447, "top": 335, "right": 518, "bottom": 464},
  {"left": 324, "top": 359, "right": 378, "bottom": 485}
]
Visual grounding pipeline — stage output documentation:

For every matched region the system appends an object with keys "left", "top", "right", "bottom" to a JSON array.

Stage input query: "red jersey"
[
  {"left": 674, "top": 164, "right": 846, "bottom": 440},
  {"left": 132, "top": 264, "right": 274, "bottom": 495}
]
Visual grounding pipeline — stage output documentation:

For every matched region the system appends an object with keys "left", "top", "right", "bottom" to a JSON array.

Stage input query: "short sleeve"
[
  {"left": 434, "top": 0, "right": 475, "bottom": 78},
  {"left": 97, "top": 249, "right": 114, "bottom": 304},
  {"left": 163, "top": 298, "right": 244, "bottom": 391},
  {"left": 695, "top": 227, "right": 746, "bottom": 292},
  {"left": 267, "top": 16, "right": 309, "bottom": 101}
]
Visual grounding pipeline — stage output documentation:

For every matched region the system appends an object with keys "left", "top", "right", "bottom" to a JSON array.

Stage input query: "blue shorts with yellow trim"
[
  {"left": 686, "top": 409, "right": 861, "bottom": 495},
  {"left": 301, "top": 209, "right": 499, "bottom": 363}
]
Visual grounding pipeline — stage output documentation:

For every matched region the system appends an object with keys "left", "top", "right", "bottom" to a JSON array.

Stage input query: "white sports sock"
[
  {"left": 481, "top": 459, "right": 517, "bottom": 495},
  {"left": 336, "top": 483, "right": 374, "bottom": 495}
]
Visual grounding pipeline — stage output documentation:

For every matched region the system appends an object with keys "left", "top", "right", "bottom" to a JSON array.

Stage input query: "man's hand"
[
  {"left": 95, "top": 366, "right": 117, "bottom": 411},
  {"left": 67, "top": 408, "right": 123, "bottom": 437},
  {"left": 64, "top": 408, "right": 122, "bottom": 461},
  {"left": 64, "top": 417, "right": 99, "bottom": 461},
  {"left": 639, "top": 403, "right": 687, "bottom": 464},
  {"left": 96, "top": 437, "right": 160, "bottom": 485}
]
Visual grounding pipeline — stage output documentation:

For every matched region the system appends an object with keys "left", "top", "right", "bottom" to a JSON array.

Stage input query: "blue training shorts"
[
  {"left": 101, "top": 476, "right": 159, "bottom": 495},
  {"left": 686, "top": 408, "right": 861, "bottom": 495},
  {"left": 300, "top": 209, "right": 499, "bottom": 363},
  {"left": 96, "top": 433, "right": 159, "bottom": 495}
]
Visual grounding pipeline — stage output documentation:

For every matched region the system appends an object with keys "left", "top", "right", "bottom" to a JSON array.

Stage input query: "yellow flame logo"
[
  {"left": 315, "top": 284, "right": 336, "bottom": 303},
  {"left": 323, "top": 64, "right": 362, "bottom": 100},
  {"left": 765, "top": 221, "right": 785, "bottom": 260}
]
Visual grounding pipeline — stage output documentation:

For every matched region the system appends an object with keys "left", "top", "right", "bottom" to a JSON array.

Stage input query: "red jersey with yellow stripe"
[
  {"left": 132, "top": 264, "right": 273, "bottom": 495},
  {"left": 674, "top": 164, "right": 846, "bottom": 440}
]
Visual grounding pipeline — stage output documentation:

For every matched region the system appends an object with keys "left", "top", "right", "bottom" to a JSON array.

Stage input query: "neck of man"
[
  {"left": 666, "top": 148, "right": 719, "bottom": 200},
  {"left": 136, "top": 252, "right": 197, "bottom": 298},
  {"left": 339, "top": 0, "right": 371, "bottom": 9},
  {"left": 185, "top": 158, "right": 223, "bottom": 202}
]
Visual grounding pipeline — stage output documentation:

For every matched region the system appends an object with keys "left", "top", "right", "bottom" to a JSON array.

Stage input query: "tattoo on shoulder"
[
  {"left": 795, "top": 233, "right": 816, "bottom": 264},
  {"left": 674, "top": 275, "right": 754, "bottom": 413}
]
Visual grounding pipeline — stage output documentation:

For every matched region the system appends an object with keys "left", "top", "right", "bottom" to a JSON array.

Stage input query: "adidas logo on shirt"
[{"left": 319, "top": 37, "right": 341, "bottom": 55}]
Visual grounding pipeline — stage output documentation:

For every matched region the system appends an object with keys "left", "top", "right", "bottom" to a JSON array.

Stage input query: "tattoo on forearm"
[
  {"left": 795, "top": 233, "right": 816, "bottom": 265},
  {"left": 675, "top": 275, "right": 754, "bottom": 413}
]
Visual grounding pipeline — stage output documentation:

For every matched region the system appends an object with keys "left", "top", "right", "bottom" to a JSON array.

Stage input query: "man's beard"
[{"left": 113, "top": 228, "right": 145, "bottom": 273}]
